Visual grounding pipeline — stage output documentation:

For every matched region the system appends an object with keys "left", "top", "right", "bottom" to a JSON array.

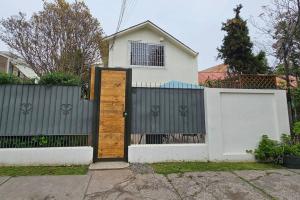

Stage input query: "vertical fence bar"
[
  {"left": 16, "top": 84, "right": 24, "bottom": 136},
  {"left": 45, "top": 86, "right": 52, "bottom": 136},
  {"left": 23, "top": 85, "right": 30, "bottom": 137},
  {"left": 9, "top": 85, "right": 18, "bottom": 136},
  {"left": 3, "top": 85, "right": 12, "bottom": 136},
  {"left": 27, "top": 85, "right": 35, "bottom": 136},
  {"left": 41, "top": 86, "right": 47, "bottom": 135},
  {"left": 52, "top": 86, "right": 58, "bottom": 135},
  {"left": 0, "top": 86, "right": 6, "bottom": 134},
  {"left": 57, "top": 86, "right": 63, "bottom": 135}
]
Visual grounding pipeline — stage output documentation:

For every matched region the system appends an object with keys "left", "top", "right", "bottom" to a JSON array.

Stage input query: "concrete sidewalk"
[{"left": 0, "top": 168, "right": 299, "bottom": 200}]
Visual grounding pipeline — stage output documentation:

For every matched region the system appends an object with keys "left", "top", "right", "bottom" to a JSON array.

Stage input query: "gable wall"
[{"left": 108, "top": 28, "right": 198, "bottom": 84}]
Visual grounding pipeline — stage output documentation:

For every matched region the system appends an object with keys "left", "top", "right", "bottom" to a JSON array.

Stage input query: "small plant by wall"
[
  {"left": 248, "top": 135, "right": 283, "bottom": 163},
  {"left": 248, "top": 132, "right": 300, "bottom": 164}
]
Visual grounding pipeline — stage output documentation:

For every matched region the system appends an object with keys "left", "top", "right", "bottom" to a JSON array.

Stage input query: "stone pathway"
[
  {"left": 167, "top": 171, "right": 269, "bottom": 200},
  {"left": 234, "top": 169, "right": 300, "bottom": 200},
  {"left": 0, "top": 167, "right": 300, "bottom": 200}
]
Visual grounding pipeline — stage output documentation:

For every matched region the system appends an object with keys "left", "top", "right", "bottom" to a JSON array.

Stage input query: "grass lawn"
[
  {"left": 151, "top": 162, "right": 283, "bottom": 175},
  {"left": 0, "top": 165, "right": 88, "bottom": 177}
]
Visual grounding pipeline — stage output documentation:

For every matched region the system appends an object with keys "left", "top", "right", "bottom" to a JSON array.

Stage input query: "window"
[{"left": 130, "top": 41, "right": 164, "bottom": 67}]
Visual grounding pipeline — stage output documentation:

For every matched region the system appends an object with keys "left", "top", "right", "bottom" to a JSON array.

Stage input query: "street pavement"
[{"left": 0, "top": 168, "right": 300, "bottom": 200}]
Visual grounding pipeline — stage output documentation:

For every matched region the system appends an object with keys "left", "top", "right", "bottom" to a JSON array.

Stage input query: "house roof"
[
  {"left": 104, "top": 20, "right": 198, "bottom": 57},
  {"left": 14, "top": 64, "right": 39, "bottom": 79},
  {"left": 198, "top": 64, "right": 228, "bottom": 84},
  {"left": 199, "top": 64, "right": 228, "bottom": 73}
]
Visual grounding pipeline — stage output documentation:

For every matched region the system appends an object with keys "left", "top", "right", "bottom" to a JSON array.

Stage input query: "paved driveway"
[{"left": 0, "top": 168, "right": 299, "bottom": 200}]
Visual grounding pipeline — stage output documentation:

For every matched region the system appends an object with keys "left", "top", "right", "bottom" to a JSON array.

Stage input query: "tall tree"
[
  {"left": 0, "top": 0, "right": 104, "bottom": 76},
  {"left": 218, "top": 4, "right": 270, "bottom": 75},
  {"left": 255, "top": 0, "right": 300, "bottom": 125}
]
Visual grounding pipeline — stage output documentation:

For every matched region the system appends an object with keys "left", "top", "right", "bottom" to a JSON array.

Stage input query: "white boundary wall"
[
  {"left": 128, "top": 88, "right": 290, "bottom": 163},
  {"left": 129, "top": 144, "right": 208, "bottom": 163},
  {"left": 205, "top": 88, "right": 290, "bottom": 161},
  {"left": 0, "top": 147, "right": 93, "bottom": 166}
]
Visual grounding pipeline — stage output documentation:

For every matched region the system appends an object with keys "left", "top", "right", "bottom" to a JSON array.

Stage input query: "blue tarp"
[{"left": 160, "top": 80, "right": 203, "bottom": 89}]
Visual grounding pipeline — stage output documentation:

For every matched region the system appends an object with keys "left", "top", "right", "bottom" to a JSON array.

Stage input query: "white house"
[{"left": 104, "top": 21, "right": 199, "bottom": 84}]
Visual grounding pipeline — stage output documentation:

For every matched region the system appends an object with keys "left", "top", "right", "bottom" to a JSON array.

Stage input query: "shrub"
[
  {"left": 0, "top": 72, "right": 21, "bottom": 84},
  {"left": 250, "top": 134, "right": 300, "bottom": 163},
  {"left": 204, "top": 79, "right": 224, "bottom": 88},
  {"left": 293, "top": 121, "right": 300, "bottom": 136},
  {"left": 39, "top": 72, "right": 81, "bottom": 86},
  {"left": 252, "top": 135, "right": 283, "bottom": 163},
  {"left": 21, "top": 78, "right": 36, "bottom": 84}
]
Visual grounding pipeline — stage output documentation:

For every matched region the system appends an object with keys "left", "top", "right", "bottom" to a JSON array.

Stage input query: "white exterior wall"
[
  {"left": 128, "top": 88, "right": 290, "bottom": 163},
  {"left": 205, "top": 88, "right": 290, "bottom": 161},
  {"left": 128, "top": 144, "right": 208, "bottom": 163},
  {"left": 0, "top": 147, "right": 93, "bottom": 166},
  {"left": 108, "top": 28, "right": 198, "bottom": 84}
]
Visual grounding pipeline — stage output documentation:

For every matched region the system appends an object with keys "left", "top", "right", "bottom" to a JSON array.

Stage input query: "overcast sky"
[{"left": 0, "top": 0, "right": 273, "bottom": 70}]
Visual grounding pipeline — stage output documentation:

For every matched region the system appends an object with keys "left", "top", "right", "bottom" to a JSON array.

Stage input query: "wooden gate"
[{"left": 92, "top": 68, "right": 131, "bottom": 161}]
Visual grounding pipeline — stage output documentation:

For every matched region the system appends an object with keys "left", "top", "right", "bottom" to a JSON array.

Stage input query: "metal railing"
[
  {"left": 0, "top": 135, "right": 88, "bottom": 148},
  {"left": 131, "top": 82, "right": 206, "bottom": 144}
]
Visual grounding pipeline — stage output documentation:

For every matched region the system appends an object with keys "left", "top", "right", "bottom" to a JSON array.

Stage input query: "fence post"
[{"left": 89, "top": 65, "right": 96, "bottom": 100}]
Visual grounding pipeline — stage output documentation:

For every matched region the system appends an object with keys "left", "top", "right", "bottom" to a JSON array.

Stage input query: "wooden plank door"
[{"left": 95, "top": 69, "right": 130, "bottom": 160}]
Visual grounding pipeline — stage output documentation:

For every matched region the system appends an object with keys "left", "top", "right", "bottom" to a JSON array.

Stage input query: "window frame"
[{"left": 128, "top": 40, "right": 166, "bottom": 68}]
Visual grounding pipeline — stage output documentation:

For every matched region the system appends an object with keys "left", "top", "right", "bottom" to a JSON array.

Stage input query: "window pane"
[
  {"left": 148, "top": 44, "right": 164, "bottom": 66},
  {"left": 130, "top": 41, "right": 164, "bottom": 67}
]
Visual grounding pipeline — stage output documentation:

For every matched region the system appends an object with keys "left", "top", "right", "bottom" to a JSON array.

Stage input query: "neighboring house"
[
  {"left": 198, "top": 64, "right": 228, "bottom": 84},
  {"left": 104, "top": 21, "right": 199, "bottom": 84},
  {"left": 0, "top": 51, "right": 39, "bottom": 80}
]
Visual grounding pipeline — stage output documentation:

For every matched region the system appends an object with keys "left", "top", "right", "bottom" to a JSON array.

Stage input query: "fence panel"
[
  {"left": 131, "top": 85, "right": 206, "bottom": 144},
  {"left": 0, "top": 85, "right": 94, "bottom": 148},
  {"left": 0, "top": 85, "right": 94, "bottom": 136}
]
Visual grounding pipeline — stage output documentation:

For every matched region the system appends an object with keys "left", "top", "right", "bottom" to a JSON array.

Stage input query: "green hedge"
[
  {"left": 39, "top": 72, "right": 81, "bottom": 86},
  {"left": 0, "top": 72, "right": 82, "bottom": 86},
  {"left": 0, "top": 72, "right": 22, "bottom": 84}
]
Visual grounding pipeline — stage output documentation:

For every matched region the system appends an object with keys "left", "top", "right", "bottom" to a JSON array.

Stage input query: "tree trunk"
[{"left": 284, "top": 54, "right": 295, "bottom": 136}]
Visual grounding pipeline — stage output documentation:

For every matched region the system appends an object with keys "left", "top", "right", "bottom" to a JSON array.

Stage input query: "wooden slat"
[
  {"left": 89, "top": 66, "right": 95, "bottom": 100},
  {"left": 98, "top": 70, "right": 126, "bottom": 159}
]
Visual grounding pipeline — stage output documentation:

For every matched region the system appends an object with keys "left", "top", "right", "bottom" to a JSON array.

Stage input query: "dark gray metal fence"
[
  {"left": 0, "top": 85, "right": 94, "bottom": 148},
  {"left": 131, "top": 84, "right": 206, "bottom": 144}
]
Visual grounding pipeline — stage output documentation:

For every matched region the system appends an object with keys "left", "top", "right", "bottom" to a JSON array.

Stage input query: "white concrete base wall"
[
  {"left": 128, "top": 144, "right": 208, "bottom": 163},
  {"left": 0, "top": 147, "right": 93, "bottom": 166}
]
